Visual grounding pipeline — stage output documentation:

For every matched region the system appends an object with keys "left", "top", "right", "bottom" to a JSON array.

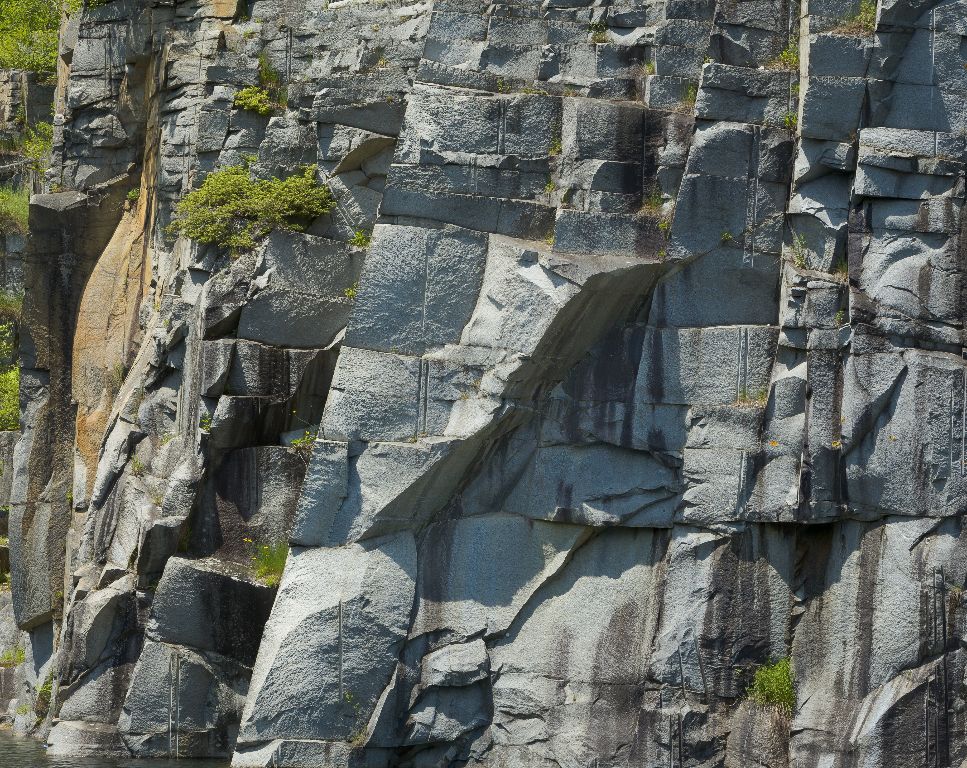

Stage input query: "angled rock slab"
[
  {"left": 420, "top": 639, "right": 489, "bottom": 689},
  {"left": 147, "top": 557, "right": 275, "bottom": 667},
  {"left": 238, "top": 533, "right": 416, "bottom": 744},
  {"left": 119, "top": 639, "right": 249, "bottom": 758},
  {"left": 413, "top": 513, "right": 589, "bottom": 638},
  {"left": 841, "top": 349, "right": 967, "bottom": 518}
]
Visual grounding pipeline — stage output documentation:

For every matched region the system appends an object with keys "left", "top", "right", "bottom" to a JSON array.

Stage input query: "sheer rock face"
[{"left": 6, "top": 0, "right": 966, "bottom": 764}]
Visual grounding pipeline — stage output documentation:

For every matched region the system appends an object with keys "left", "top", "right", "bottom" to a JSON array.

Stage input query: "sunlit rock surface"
[{"left": 2, "top": 0, "right": 965, "bottom": 764}]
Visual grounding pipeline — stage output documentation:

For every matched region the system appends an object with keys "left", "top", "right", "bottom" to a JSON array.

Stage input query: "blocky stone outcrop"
[{"left": 0, "top": 0, "right": 964, "bottom": 764}]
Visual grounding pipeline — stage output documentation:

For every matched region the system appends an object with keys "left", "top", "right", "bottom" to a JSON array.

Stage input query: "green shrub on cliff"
[
  {"left": 0, "top": 290, "right": 22, "bottom": 323},
  {"left": 0, "top": 366, "right": 19, "bottom": 430},
  {"left": 233, "top": 86, "right": 274, "bottom": 116},
  {"left": 167, "top": 165, "right": 334, "bottom": 253},
  {"left": 836, "top": 0, "right": 877, "bottom": 34},
  {"left": 749, "top": 657, "right": 795, "bottom": 716}
]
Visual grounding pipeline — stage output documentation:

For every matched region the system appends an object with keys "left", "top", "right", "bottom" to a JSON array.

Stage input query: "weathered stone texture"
[{"left": 2, "top": 0, "right": 964, "bottom": 764}]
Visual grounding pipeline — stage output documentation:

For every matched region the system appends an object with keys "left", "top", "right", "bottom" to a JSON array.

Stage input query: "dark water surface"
[{"left": 0, "top": 728, "right": 229, "bottom": 768}]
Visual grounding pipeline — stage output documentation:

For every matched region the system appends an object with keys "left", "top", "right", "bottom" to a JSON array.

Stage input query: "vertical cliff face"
[{"left": 2, "top": 0, "right": 965, "bottom": 764}]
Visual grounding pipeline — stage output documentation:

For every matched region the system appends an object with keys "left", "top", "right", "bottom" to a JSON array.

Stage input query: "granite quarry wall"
[{"left": 0, "top": 0, "right": 965, "bottom": 765}]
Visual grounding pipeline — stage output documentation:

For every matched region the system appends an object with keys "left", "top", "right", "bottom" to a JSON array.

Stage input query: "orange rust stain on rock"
[{"left": 72, "top": 200, "right": 151, "bottom": 499}]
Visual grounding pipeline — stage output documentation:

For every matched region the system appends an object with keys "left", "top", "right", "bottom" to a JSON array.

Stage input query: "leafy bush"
[
  {"left": 168, "top": 165, "right": 334, "bottom": 253},
  {"left": 234, "top": 85, "right": 273, "bottom": 116},
  {"left": 258, "top": 53, "right": 281, "bottom": 90},
  {"left": 0, "top": 366, "right": 18, "bottom": 430},
  {"left": 749, "top": 658, "right": 795, "bottom": 716},
  {"left": 639, "top": 186, "right": 663, "bottom": 215},
  {"left": 252, "top": 541, "right": 287, "bottom": 587},
  {"left": 790, "top": 232, "right": 808, "bottom": 268},
  {"left": 35, "top": 672, "right": 52, "bottom": 716},
  {"left": 0, "top": 0, "right": 63, "bottom": 72},
  {"left": 0, "top": 185, "right": 28, "bottom": 235},
  {"left": 679, "top": 83, "right": 697, "bottom": 109}
]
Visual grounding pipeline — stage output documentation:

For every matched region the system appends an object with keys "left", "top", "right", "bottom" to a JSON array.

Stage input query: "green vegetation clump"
[
  {"left": 769, "top": 44, "right": 799, "bottom": 70},
  {"left": 234, "top": 85, "right": 274, "bottom": 116},
  {"left": 749, "top": 657, "right": 795, "bottom": 716},
  {"left": 588, "top": 20, "right": 608, "bottom": 43},
  {"left": 35, "top": 672, "right": 52, "bottom": 716},
  {"left": 640, "top": 186, "right": 663, "bottom": 215},
  {"left": 836, "top": 0, "right": 877, "bottom": 34},
  {"left": 678, "top": 83, "right": 698, "bottom": 111},
  {"left": 0, "top": 0, "right": 64, "bottom": 72},
  {"left": 255, "top": 52, "right": 287, "bottom": 107},
  {"left": 790, "top": 232, "right": 809, "bottom": 268},
  {"left": 0, "top": 186, "right": 28, "bottom": 235},
  {"left": 0, "top": 366, "right": 18, "bottom": 430},
  {"left": 0, "top": 290, "right": 18, "bottom": 432},
  {"left": 168, "top": 165, "right": 334, "bottom": 253},
  {"left": 258, "top": 53, "right": 281, "bottom": 90},
  {"left": 349, "top": 229, "right": 371, "bottom": 248},
  {"left": 0, "top": 292, "right": 21, "bottom": 326},
  {"left": 21, "top": 120, "right": 52, "bottom": 173},
  {"left": 0, "top": 645, "right": 25, "bottom": 667},
  {"left": 252, "top": 541, "right": 287, "bottom": 587}
]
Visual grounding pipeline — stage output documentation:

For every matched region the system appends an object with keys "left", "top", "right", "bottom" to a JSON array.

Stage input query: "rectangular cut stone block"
[
  {"left": 635, "top": 325, "right": 779, "bottom": 406},
  {"left": 650, "top": 246, "right": 781, "bottom": 327},
  {"left": 696, "top": 63, "right": 794, "bottom": 126},
  {"left": 800, "top": 77, "right": 866, "bottom": 141},
  {"left": 323, "top": 347, "right": 421, "bottom": 442},
  {"left": 842, "top": 350, "right": 967, "bottom": 519},
  {"left": 291, "top": 441, "right": 349, "bottom": 547},
  {"left": 553, "top": 209, "right": 665, "bottom": 257},
  {"left": 346, "top": 224, "right": 488, "bottom": 356},
  {"left": 807, "top": 33, "right": 873, "bottom": 77}
]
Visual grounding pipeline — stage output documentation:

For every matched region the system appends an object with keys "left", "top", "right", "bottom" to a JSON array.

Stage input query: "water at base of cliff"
[{"left": 0, "top": 728, "right": 229, "bottom": 767}]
